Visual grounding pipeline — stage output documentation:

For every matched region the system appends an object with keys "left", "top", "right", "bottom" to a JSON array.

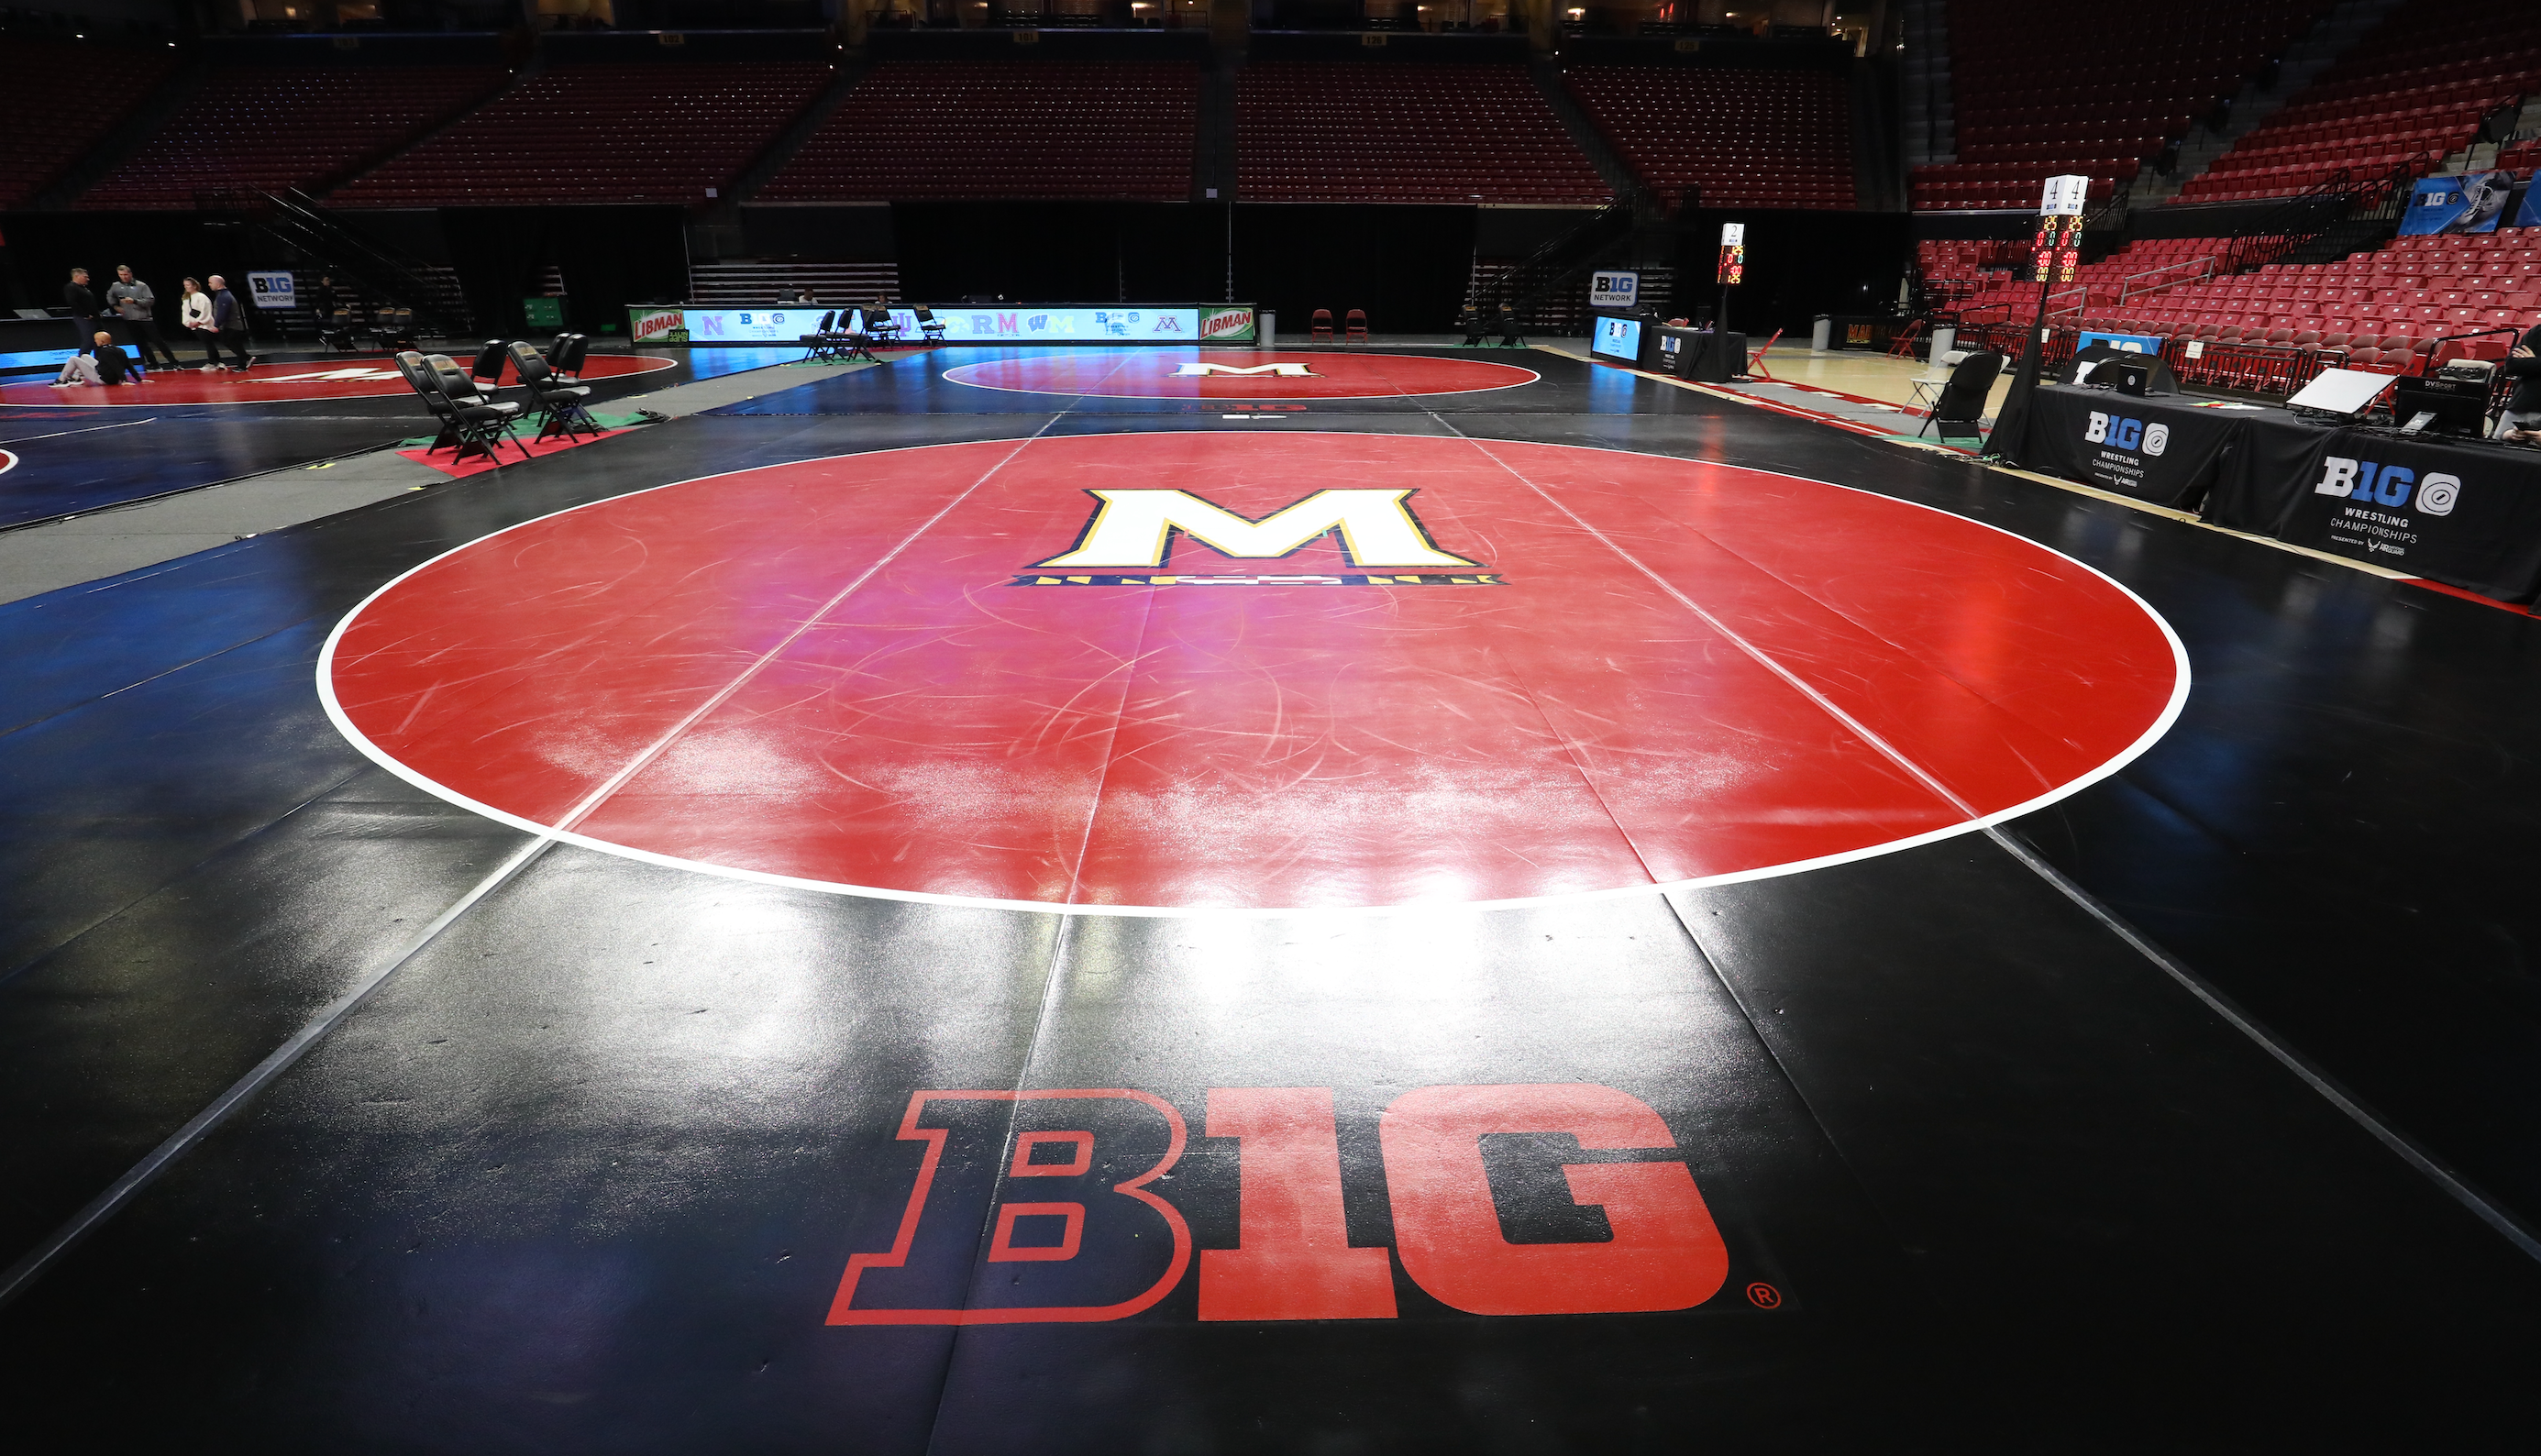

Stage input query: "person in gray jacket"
[{"left": 107, "top": 265, "right": 180, "bottom": 369}]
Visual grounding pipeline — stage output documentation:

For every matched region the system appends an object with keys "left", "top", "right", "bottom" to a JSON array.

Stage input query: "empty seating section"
[
  {"left": 0, "top": 38, "right": 178, "bottom": 208},
  {"left": 762, "top": 62, "right": 1195, "bottom": 202},
  {"left": 1564, "top": 66, "right": 1851, "bottom": 210},
  {"left": 330, "top": 62, "right": 827, "bottom": 207},
  {"left": 1235, "top": 63, "right": 1607, "bottom": 205},
  {"left": 2082, "top": 228, "right": 2541, "bottom": 376},
  {"left": 1923, "top": 237, "right": 2236, "bottom": 319},
  {"left": 1914, "top": 0, "right": 2331, "bottom": 210},
  {"left": 2171, "top": 0, "right": 2541, "bottom": 204},
  {"left": 83, "top": 63, "right": 508, "bottom": 209}
]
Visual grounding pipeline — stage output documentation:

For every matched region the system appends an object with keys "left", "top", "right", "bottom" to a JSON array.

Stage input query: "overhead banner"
[
  {"left": 2397, "top": 171, "right": 2514, "bottom": 235},
  {"left": 627, "top": 304, "right": 1256, "bottom": 346}
]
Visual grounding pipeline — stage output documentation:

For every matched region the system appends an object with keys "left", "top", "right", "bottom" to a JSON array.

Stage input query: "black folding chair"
[
  {"left": 864, "top": 306, "right": 903, "bottom": 347},
  {"left": 376, "top": 308, "right": 417, "bottom": 352},
  {"left": 551, "top": 332, "right": 591, "bottom": 379},
  {"left": 1917, "top": 350, "right": 2005, "bottom": 443},
  {"left": 1458, "top": 304, "right": 1486, "bottom": 347},
  {"left": 395, "top": 350, "right": 465, "bottom": 457},
  {"left": 425, "top": 352, "right": 529, "bottom": 463},
  {"left": 320, "top": 308, "right": 358, "bottom": 352},
  {"left": 800, "top": 309, "right": 843, "bottom": 362},
  {"left": 469, "top": 338, "right": 509, "bottom": 389},
  {"left": 913, "top": 305, "right": 946, "bottom": 342},
  {"left": 507, "top": 340, "right": 597, "bottom": 442},
  {"left": 1494, "top": 304, "right": 1525, "bottom": 347}
]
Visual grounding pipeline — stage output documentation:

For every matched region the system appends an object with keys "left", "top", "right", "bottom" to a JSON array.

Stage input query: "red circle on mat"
[
  {"left": 941, "top": 350, "right": 1539, "bottom": 399},
  {"left": 0, "top": 353, "right": 672, "bottom": 408},
  {"left": 321, "top": 434, "right": 2184, "bottom": 912}
]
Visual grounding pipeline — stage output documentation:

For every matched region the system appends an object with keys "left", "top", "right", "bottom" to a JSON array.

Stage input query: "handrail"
[{"left": 2116, "top": 255, "right": 2215, "bottom": 301}]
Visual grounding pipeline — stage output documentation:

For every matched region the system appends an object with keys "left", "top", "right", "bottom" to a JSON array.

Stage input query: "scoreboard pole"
[{"left": 1983, "top": 175, "right": 2088, "bottom": 464}]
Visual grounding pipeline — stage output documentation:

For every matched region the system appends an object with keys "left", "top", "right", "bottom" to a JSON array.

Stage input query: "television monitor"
[{"left": 1590, "top": 314, "right": 1644, "bottom": 365}]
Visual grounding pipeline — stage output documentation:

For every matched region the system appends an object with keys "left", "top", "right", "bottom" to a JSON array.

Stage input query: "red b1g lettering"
[{"left": 827, "top": 1082, "right": 1732, "bottom": 1325}]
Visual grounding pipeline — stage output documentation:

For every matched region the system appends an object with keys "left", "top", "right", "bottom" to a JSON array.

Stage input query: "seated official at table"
[
  {"left": 51, "top": 331, "right": 139, "bottom": 387},
  {"left": 2502, "top": 325, "right": 2541, "bottom": 447}
]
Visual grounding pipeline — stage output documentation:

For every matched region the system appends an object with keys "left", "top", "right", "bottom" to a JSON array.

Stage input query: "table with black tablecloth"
[
  {"left": 2016, "top": 384, "right": 2258, "bottom": 510},
  {"left": 2017, "top": 384, "right": 2541, "bottom": 602},
  {"left": 2210, "top": 422, "right": 2541, "bottom": 602}
]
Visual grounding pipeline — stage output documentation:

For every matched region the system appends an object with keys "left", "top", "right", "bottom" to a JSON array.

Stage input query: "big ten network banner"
[
  {"left": 2399, "top": 171, "right": 2515, "bottom": 236},
  {"left": 246, "top": 271, "right": 296, "bottom": 312},
  {"left": 627, "top": 305, "right": 1256, "bottom": 347}
]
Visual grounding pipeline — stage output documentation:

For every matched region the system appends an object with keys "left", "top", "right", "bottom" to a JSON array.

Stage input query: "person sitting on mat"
[
  {"left": 51, "top": 332, "right": 138, "bottom": 387},
  {"left": 2501, "top": 324, "right": 2541, "bottom": 447}
]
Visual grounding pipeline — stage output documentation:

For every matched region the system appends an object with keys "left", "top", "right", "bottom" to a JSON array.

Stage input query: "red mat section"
[
  {"left": 396, "top": 427, "right": 637, "bottom": 478},
  {"left": 323, "top": 434, "right": 2184, "bottom": 911},
  {"left": 941, "top": 350, "right": 1538, "bottom": 399},
  {"left": 1, "top": 353, "right": 672, "bottom": 408}
]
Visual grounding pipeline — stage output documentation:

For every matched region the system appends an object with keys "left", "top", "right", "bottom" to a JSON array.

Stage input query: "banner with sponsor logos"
[
  {"left": 2397, "top": 171, "right": 2515, "bottom": 236},
  {"left": 2019, "top": 385, "right": 2240, "bottom": 509},
  {"left": 626, "top": 304, "right": 1256, "bottom": 347}
]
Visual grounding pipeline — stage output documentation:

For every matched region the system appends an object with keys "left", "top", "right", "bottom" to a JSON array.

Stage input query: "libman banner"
[
  {"left": 1199, "top": 307, "right": 1256, "bottom": 343},
  {"left": 629, "top": 306, "right": 689, "bottom": 344},
  {"left": 2398, "top": 171, "right": 2514, "bottom": 235}
]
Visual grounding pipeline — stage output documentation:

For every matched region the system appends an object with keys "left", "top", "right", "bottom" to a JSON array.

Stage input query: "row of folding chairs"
[
  {"left": 1310, "top": 308, "right": 1370, "bottom": 344},
  {"left": 396, "top": 337, "right": 597, "bottom": 466},
  {"left": 798, "top": 306, "right": 950, "bottom": 362},
  {"left": 320, "top": 307, "right": 417, "bottom": 353}
]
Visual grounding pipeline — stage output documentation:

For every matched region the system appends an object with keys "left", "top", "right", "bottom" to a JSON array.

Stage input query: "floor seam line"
[
  {"left": 1980, "top": 821, "right": 2541, "bottom": 1263},
  {"left": 0, "top": 757, "right": 376, "bottom": 995},
  {"left": 1437, "top": 409, "right": 2541, "bottom": 1264},
  {"left": 0, "top": 824, "right": 558, "bottom": 1309}
]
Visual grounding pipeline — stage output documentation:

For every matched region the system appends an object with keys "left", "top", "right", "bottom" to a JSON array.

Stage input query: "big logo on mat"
[
  {"left": 318, "top": 433, "right": 2187, "bottom": 913},
  {"left": 828, "top": 1083, "right": 1729, "bottom": 1325}
]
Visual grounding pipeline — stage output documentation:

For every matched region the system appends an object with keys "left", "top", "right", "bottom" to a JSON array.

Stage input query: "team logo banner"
[{"left": 2398, "top": 171, "right": 2513, "bottom": 236}]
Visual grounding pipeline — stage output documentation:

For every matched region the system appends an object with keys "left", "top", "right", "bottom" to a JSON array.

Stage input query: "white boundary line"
[
  {"left": 0, "top": 354, "right": 677, "bottom": 409},
  {"left": 0, "top": 447, "right": 13, "bottom": 476},
  {"left": 939, "top": 349, "right": 1542, "bottom": 401},
  {"left": 0, "top": 418, "right": 155, "bottom": 447},
  {"left": 315, "top": 431, "right": 2191, "bottom": 919}
]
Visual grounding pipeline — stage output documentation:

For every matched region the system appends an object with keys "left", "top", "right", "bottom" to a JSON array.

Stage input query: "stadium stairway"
[
  {"left": 724, "top": 60, "right": 869, "bottom": 210},
  {"left": 1196, "top": 63, "right": 1237, "bottom": 202},
  {"left": 1526, "top": 56, "right": 1643, "bottom": 207},
  {"left": 24, "top": 50, "right": 205, "bottom": 212},
  {"left": 316, "top": 56, "right": 548, "bottom": 204},
  {"left": 2137, "top": 0, "right": 2408, "bottom": 207}
]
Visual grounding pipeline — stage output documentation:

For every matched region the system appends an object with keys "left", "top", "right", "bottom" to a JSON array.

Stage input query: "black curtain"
[
  {"left": 443, "top": 205, "right": 687, "bottom": 338},
  {"left": 1235, "top": 204, "right": 1475, "bottom": 334},
  {"left": 1674, "top": 209, "right": 1914, "bottom": 336}
]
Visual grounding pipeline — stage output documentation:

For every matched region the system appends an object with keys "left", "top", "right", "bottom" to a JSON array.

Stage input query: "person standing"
[
  {"left": 205, "top": 274, "right": 252, "bottom": 371},
  {"left": 62, "top": 266, "right": 98, "bottom": 349},
  {"left": 180, "top": 277, "right": 218, "bottom": 369},
  {"left": 108, "top": 264, "right": 179, "bottom": 369}
]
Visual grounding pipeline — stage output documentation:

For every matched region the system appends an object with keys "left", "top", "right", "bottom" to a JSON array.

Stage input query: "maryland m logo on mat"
[{"left": 1017, "top": 489, "right": 1499, "bottom": 586}]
